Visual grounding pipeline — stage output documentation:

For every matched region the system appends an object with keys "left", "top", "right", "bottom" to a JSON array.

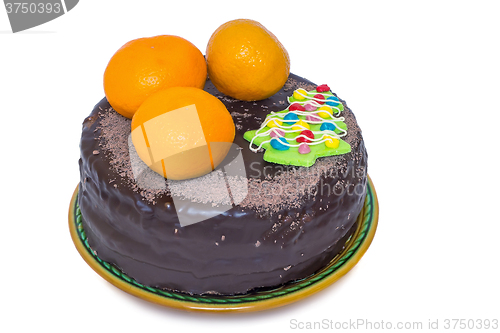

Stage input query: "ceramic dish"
[{"left": 69, "top": 175, "right": 378, "bottom": 312}]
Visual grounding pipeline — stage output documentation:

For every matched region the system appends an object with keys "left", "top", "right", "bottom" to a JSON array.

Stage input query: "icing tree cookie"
[{"left": 243, "top": 85, "right": 351, "bottom": 167}]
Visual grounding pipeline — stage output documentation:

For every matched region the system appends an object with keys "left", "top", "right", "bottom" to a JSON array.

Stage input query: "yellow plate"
[{"left": 69, "top": 175, "right": 378, "bottom": 313}]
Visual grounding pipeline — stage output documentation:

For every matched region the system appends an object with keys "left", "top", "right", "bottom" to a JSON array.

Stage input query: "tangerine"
[
  {"left": 131, "top": 87, "right": 235, "bottom": 180},
  {"left": 206, "top": 19, "right": 290, "bottom": 101},
  {"left": 104, "top": 35, "right": 207, "bottom": 119}
]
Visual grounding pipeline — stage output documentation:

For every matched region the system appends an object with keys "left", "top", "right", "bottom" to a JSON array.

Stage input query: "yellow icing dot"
[
  {"left": 266, "top": 118, "right": 283, "bottom": 128},
  {"left": 293, "top": 88, "right": 308, "bottom": 100},
  {"left": 292, "top": 119, "right": 310, "bottom": 131},
  {"left": 325, "top": 136, "right": 340, "bottom": 148},
  {"left": 317, "top": 106, "right": 333, "bottom": 119}
]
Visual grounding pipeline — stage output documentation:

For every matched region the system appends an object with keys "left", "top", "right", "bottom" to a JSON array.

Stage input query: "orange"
[
  {"left": 104, "top": 35, "right": 207, "bottom": 119},
  {"left": 206, "top": 19, "right": 290, "bottom": 101},
  {"left": 131, "top": 87, "right": 235, "bottom": 180}
]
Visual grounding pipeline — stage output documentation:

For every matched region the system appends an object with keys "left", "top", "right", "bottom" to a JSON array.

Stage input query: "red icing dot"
[
  {"left": 316, "top": 84, "right": 330, "bottom": 93},
  {"left": 289, "top": 103, "right": 306, "bottom": 111},
  {"left": 296, "top": 130, "right": 314, "bottom": 143},
  {"left": 313, "top": 94, "right": 325, "bottom": 104}
]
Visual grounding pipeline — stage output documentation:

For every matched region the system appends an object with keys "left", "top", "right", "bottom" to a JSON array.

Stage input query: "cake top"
[{"left": 92, "top": 75, "right": 365, "bottom": 215}]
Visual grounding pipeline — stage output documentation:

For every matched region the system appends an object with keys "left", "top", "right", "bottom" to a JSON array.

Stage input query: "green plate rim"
[{"left": 69, "top": 175, "right": 378, "bottom": 312}]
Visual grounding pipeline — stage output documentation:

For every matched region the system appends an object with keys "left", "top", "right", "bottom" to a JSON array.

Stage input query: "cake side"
[{"left": 78, "top": 74, "right": 368, "bottom": 295}]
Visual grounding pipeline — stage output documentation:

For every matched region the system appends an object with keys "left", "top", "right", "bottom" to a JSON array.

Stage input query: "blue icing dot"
[
  {"left": 320, "top": 122, "right": 336, "bottom": 131},
  {"left": 326, "top": 96, "right": 340, "bottom": 106},
  {"left": 270, "top": 137, "right": 289, "bottom": 151},
  {"left": 283, "top": 112, "right": 299, "bottom": 124}
]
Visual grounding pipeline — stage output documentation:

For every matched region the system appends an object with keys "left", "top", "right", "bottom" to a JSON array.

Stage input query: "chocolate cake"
[{"left": 78, "top": 73, "right": 368, "bottom": 295}]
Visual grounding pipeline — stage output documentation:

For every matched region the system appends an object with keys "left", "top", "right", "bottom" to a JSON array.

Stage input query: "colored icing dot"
[
  {"left": 305, "top": 103, "right": 317, "bottom": 111},
  {"left": 292, "top": 119, "right": 310, "bottom": 131},
  {"left": 313, "top": 94, "right": 325, "bottom": 104},
  {"left": 293, "top": 88, "right": 308, "bottom": 100},
  {"left": 298, "top": 143, "right": 311, "bottom": 154},
  {"left": 326, "top": 96, "right": 340, "bottom": 107},
  {"left": 270, "top": 137, "right": 289, "bottom": 151},
  {"left": 270, "top": 128, "right": 285, "bottom": 138},
  {"left": 316, "top": 84, "right": 330, "bottom": 93},
  {"left": 306, "top": 114, "right": 321, "bottom": 122},
  {"left": 320, "top": 122, "right": 336, "bottom": 131},
  {"left": 324, "top": 136, "right": 340, "bottom": 149},
  {"left": 289, "top": 103, "right": 306, "bottom": 111},
  {"left": 266, "top": 118, "right": 282, "bottom": 128},
  {"left": 317, "top": 105, "right": 333, "bottom": 119},
  {"left": 283, "top": 112, "right": 299, "bottom": 124},
  {"left": 296, "top": 130, "right": 314, "bottom": 143}
]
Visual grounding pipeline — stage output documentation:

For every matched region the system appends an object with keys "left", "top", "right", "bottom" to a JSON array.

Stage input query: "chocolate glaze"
[{"left": 78, "top": 74, "right": 368, "bottom": 295}]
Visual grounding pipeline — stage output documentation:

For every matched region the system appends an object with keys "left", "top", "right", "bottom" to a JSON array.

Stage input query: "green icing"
[
  {"left": 243, "top": 87, "right": 352, "bottom": 167},
  {"left": 243, "top": 109, "right": 351, "bottom": 168}
]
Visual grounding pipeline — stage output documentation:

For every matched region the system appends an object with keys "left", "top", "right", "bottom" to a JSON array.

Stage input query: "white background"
[{"left": 1, "top": 1, "right": 499, "bottom": 332}]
